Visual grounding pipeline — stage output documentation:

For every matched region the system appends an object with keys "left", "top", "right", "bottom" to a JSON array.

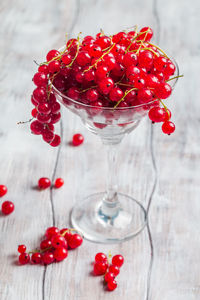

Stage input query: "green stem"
[
  {"left": 166, "top": 74, "right": 184, "bottom": 82},
  {"left": 114, "top": 88, "right": 137, "bottom": 109}
]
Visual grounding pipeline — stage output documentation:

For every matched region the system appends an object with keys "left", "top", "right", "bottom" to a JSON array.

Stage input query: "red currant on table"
[
  {"left": 107, "top": 279, "right": 117, "bottom": 291},
  {"left": 53, "top": 246, "right": 68, "bottom": 262},
  {"left": 51, "top": 234, "right": 68, "bottom": 249},
  {"left": 31, "top": 252, "right": 42, "bottom": 264},
  {"left": 93, "top": 261, "right": 108, "bottom": 275},
  {"left": 0, "top": 185, "right": 7, "bottom": 197},
  {"left": 19, "top": 253, "right": 30, "bottom": 265},
  {"left": 42, "top": 252, "right": 54, "bottom": 265},
  {"left": 40, "top": 239, "right": 52, "bottom": 250},
  {"left": 1, "top": 201, "right": 15, "bottom": 215},
  {"left": 68, "top": 234, "right": 83, "bottom": 249},
  {"left": 104, "top": 272, "right": 115, "bottom": 283},
  {"left": 38, "top": 177, "right": 51, "bottom": 189},
  {"left": 54, "top": 178, "right": 64, "bottom": 188},
  {"left": 45, "top": 226, "right": 60, "bottom": 239},
  {"left": 18, "top": 245, "right": 26, "bottom": 254},
  {"left": 108, "top": 264, "right": 120, "bottom": 276},
  {"left": 95, "top": 252, "right": 108, "bottom": 263},
  {"left": 50, "top": 134, "right": 61, "bottom": 147},
  {"left": 112, "top": 254, "right": 124, "bottom": 268},
  {"left": 72, "top": 134, "right": 84, "bottom": 146}
]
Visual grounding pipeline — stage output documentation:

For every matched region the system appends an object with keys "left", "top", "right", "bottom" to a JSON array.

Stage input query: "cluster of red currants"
[
  {"left": 18, "top": 226, "right": 83, "bottom": 265},
  {"left": 93, "top": 252, "right": 124, "bottom": 291},
  {"left": 0, "top": 184, "right": 15, "bottom": 215},
  {"left": 30, "top": 26, "right": 179, "bottom": 145}
]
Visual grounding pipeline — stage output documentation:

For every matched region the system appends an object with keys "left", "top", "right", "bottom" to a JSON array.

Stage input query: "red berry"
[
  {"left": 104, "top": 272, "right": 115, "bottom": 283},
  {"left": 95, "top": 65, "right": 108, "bottom": 79},
  {"left": 40, "top": 239, "right": 52, "bottom": 250},
  {"left": 50, "top": 112, "right": 61, "bottom": 124},
  {"left": 123, "top": 52, "right": 138, "bottom": 67},
  {"left": 95, "top": 252, "right": 108, "bottom": 263},
  {"left": 154, "top": 82, "right": 172, "bottom": 99},
  {"left": 68, "top": 234, "right": 83, "bottom": 249},
  {"left": 54, "top": 178, "right": 64, "bottom": 188},
  {"left": 86, "top": 89, "right": 99, "bottom": 102},
  {"left": 42, "top": 252, "right": 54, "bottom": 265},
  {"left": 37, "top": 113, "right": 51, "bottom": 124},
  {"left": 54, "top": 247, "right": 68, "bottom": 262},
  {"left": 1, "top": 201, "right": 14, "bottom": 215},
  {"left": 48, "top": 61, "right": 60, "bottom": 73},
  {"left": 126, "top": 66, "right": 140, "bottom": 79},
  {"left": 38, "top": 64, "right": 49, "bottom": 74},
  {"left": 162, "top": 121, "right": 175, "bottom": 135},
  {"left": 33, "top": 72, "right": 48, "bottom": 87},
  {"left": 37, "top": 103, "right": 51, "bottom": 115},
  {"left": 51, "top": 234, "right": 68, "bottom": 249},
  {"left": 163, "top": 108, "right": 171, "bottom": 121},
  {"left": 76, "top": 51, "right": 91, "bottom": 66},
  {"left": 45, "top": 227, "right": 59, "bottom": 239},
  {"left": 148, "top": 107, "right": 166, "bottom": 123},
  {"left": 60, "top": 228, "right": 72, "bottom": 242},
  {"left": 31, "top": 252, "right": 42, "bottom": 264},
  {"left": 112, "top": 255, "right": 124, "bottom": 268},
  {"left": 30, "top": 120, "right": 44, "bottom": 135},
  {"left": 50, "top": 102, "right": 61, "bottom": 114},
  {"left": 96, "top": 36, "right": 111, "bottom": 49},
  {"left": 154, "top": 56, "right": 168, "bottom": 72},
  {"left": 42, "top": 129, "right": 55, "bottom": 143},
  {"left": 67, "top": 87, "right": 80, "bottom": 100},
  {"left": 50, "top": 134, "right": 61, "bottom": 147},
  {"left": 33, "top": 87, "right": 47, "bottom": 103},
  {"left": 18, "top": 245, "right": 26, "bottom": 254},
  {"left": 109, "top": 87, "right": 123, "bottom": 102},
  {"left": 137, "top": 88, "right": 153, "bottom": 104},
  {"left": 31, "top": 108, "right": 38, "bottom": 118},
  {"left": 98, "top": 77, "right": 114, "bottom": 95},
  {"left": 72, "top": 134, "right": 84, "bottom": 146},
  {"left": 19, "top": 253, "right": 30, "bottom": 265},
  {"left": 38, "top": 177, "right": 51, "bottom": 189},
  {"left": 139, "top": 27, "right": 153, "bottom": 42},
  {"left": 62, "top": 54, "right": 72, "bottom": 65},
  {"left": 107, "top": 279, "right": 117, "bottom": 291},
  {"left": 108, "top": 265, "right": 120, "bottom": 276},
  {"left": 85, "top": 69, "right": 95, "bottom": 81},
  {"left": 146, "top": 74, "right": 160, "bottom": 88},
  {"left": 93, "top": 261, "right": 108, "bottom": 275},
  {"left": 0, "top": 185, "right": 7, "bottom": 197},
  {"left": 138, "top": 50, "right": 153, "bottom": 69},
  {"left": 46, "top": 49, "right": 60, "bottom": 62},
  {"left": 133, "top": 77, "right": 146, "bottom": 89}
]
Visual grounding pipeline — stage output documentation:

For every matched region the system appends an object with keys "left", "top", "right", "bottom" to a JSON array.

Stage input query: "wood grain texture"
[{"left": 0, "top": 0, "right": 199, "bottom": 299}]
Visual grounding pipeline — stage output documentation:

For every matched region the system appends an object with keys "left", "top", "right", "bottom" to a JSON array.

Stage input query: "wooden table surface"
[{"left": 0, "top": 0, "right": 199, "bottom": 299}]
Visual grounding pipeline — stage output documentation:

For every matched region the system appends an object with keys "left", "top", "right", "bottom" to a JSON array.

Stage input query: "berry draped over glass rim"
[{"left": 30, "top": 26, "right": 182, "bottom": 146}]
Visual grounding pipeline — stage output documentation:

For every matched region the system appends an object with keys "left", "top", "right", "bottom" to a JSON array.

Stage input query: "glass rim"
[{"left": 52, "top": 46, "right": 179, "bottom": 111}]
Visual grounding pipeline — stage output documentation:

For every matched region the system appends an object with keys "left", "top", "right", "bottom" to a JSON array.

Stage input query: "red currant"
[
  {"left": 68, "top": 234, "right": 83, "bottom": 249},
  {"left": 112, "top": 255, "right": 124, "bottom": 268},
  {"left": 107, "top": 279, "right": 117, "bottom": 291},
  {"left": 72, "top": 134, "right": 84, "bottom": 146},
  {"left": 18, "top": 245, "right": 26, "bottom": 254},
  {"left": 54, "top": 178, "right": 64, "bottom": 188},
  {"left": 154, "top": 82, "right": 172, "bottom": 99},
  {"left": 1, "top": 201, "right": 14, "bottom": 215},
  {"left": 31, "top": 252, "right": 42, "bottom": 264},
  {"left": 93, "top": 261, "right": 108, "bottom": 275},
  {"left": 50, "top": 134, "right": 61, "bottom": 147},
  {"left": 19, "top": 253, "right": 30, "bottom": 265},
  {"left": 40, "top": 239, "right": 52, "bottom": 250},
  {"left": 95, "top": 252, "right": 107, "bottom": 263},
  {"left": 139, "top": 27, "right": 153, "bottom": 42},
  {"left": 46, "top": 50, "right": 60, "bottom": 62},
  {"left": 42, "top": 252, "right": 54, "bottom": 265},
  {"left": 54, "top": 247, "right": 68, "bottom": 262},
  {"left": 0, "top": 185, "right": 7, "bottom": 197},
  {"left": 38, "top": 177, "right": 51, "bottom": 189},
  {"left": 162, "top": 121, "right": 175, "bottom": 135},
  {"left": 51, "top": 234, "right": 68, "bottom": 249},
  {"left": 33, "top": 72, "right": 48, "bottom": 87},
  {"left": 45, "top": 227, "right": 59, "bottom": 239},
  {"left": 148, "top": 107, "right": 166, "bottom": 122},
  {"left": 30, "top": 120, "right": 44, "bottom": 135},
  {"left": 104, "top": 272, "right": 115, "bottom": 283},
  {"left": 108, "top": 265, "right": 120, "bottom": 276}
]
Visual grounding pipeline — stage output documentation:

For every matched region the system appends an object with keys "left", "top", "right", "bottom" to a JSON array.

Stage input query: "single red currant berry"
[
  {"left": 95, "top": 252, "right": 107, "bottom": 263},
  {"left": 42, "top": 252, "right": 54, "bottom": 265},
  {"left": 89, "top": 45, "right": 102, "bottom": 58},
  {"left": 33, "top": 72, "right": 48, "bottom": 87},
  {"left": 54, "top": 178, "right": 64, "bottom": 188},
  {"left": 54, "top": 247, "right": 68, "bottom": 262},
  {"left": 146, "top": 74, "right": 160, "bottom": 88},
  {"left": 31, "top": 96, "right": 39, "bottom": 106},
  {"left": 72, "top": 134, "right": 84, "bottom": 146},
  {"left": 104, "top": 272, "right": 115, "bottom": 283},
  {"left": 46, "top": 49, "right": 60, "bottom": 62},
  {"left": 137, "top": 88, "right": 153, "bottom": 104},
  {"left": 123, "top": 52, "right": 138, "bottom": 67},
  {"left": 1, "top": 201, "right": 14, "bottom": 215},
  {"left": 0, "top": 185, "right": 7, "bottom": 197},
  {"left": 98, "top": 77, "right": 114, "bottom": 95},
  {"left": 30, "top": 120, "right": 44, "bottom": 135},
  {"left": 62, "top": 54, "right": 72, "bottom": 65},
  {"left": 164, "top": 61, "right": 176, "bottom": 76},
  {"left": 38, "top": 177, "right": 51, "bottom": 189},
  {"left": 109, "top": 87, "right": 123, "bottom": 102},
  {"left": 48, "top": 61, "right": 61, "bottom": 73},
  {"left": 51, "top": 234, "right": 68, "bottom": 249},
  {"left": 37, "top": 103, "right": 51, "bottom": 115},
  {"left": 50, "top": 112, "right": 61, "bottom": 124},
  {"left": 19, "top": 253, "right": 30, "bottom": 265},
  {"left": 31, "top": 108, "right": 38, "bottom": 118},
  {"left": 42, "top": 129, "right": 55, "bottom": 143},
  {"left": 40, "top": 239, "right": 52, "bottom": 250},
  {"left": 93, "top": 261, "right": 108, "bottom": 275},
  {"left": 154, "top": 82, "right": 172, "bottom": 99},
  {"left": 37, "top": 113, "right": 51, "bottom": 124},
  {"left": 18, "top": 245, "right": 26, "bottom": 254},
  {"left": 96, "top": 36, "right": 111, "bottom": 49},
  {"left": 31, "top": 252, "right": 42, "bottom": 264},
  {"left": 107, "top": 279, "right": 117, "bottom": 291},
  {"left": 45, "top": 227, "right": 59, "bottom": 239},
  {"left": 33, "top": 87, "right": 47, "bottom": 103},
  {"left": 138, "top": 50, "right": 153, "bottom": 69},
  {"left": 133, "top": 77, "right": 146, "bottom": 89},
  {"left": 38, "top": 64, "right": 49, "bottom": 74},
  {"left": 86, "top": 89, "right": 99, "bottom": 102},
  {"left": 154, "top": 56, "right": 168, "bottom": 72},
  {"left": 50, "top": 102, "right": 61, "bottom": 114},
  {"left": 108, "top": 265, "right": 120, "bottom": 276},
  {"left": 85, "top": 69, "right": 95, "bottom": 81},
  {"left": 50, "top": 134, "right": 61, "bottom": 147},
  {"left": 139, "top": 27, "right": 153, "bottom": 42},
  {"left": 162, "top": 121, "right": 175, "bottom": 135},
  {"left": 67, "top": 87, "right": 80, "bottom": 100},
  {"left": 95, "top": 65, "right": 108, "bottom": 79},
  {"left": 112, "top": 255, "right": 124, "bottom": 268},
  {"left": 68, "top": 234, "right": 83, "bottom": 249},
  {"left": 148, "top": 107, "right": 166, "bottom": 123},
  {"left": 60, "top": 229, "right": 72, "bottom": 242},
  {"left": 126, "top": 66, "right": 140, "bottom": 79},
  {"left": 76, "top": 51, "right": 91, "bottom": 66}
]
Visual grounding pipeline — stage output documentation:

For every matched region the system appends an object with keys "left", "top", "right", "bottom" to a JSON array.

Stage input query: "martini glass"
[{"left": 53, "top": 56, "right": 179, "bottom": 244}]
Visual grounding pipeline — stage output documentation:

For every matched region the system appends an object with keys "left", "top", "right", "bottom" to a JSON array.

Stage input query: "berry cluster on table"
[{"left": 30, "top": 26, "right": 181, "bottom": 146}]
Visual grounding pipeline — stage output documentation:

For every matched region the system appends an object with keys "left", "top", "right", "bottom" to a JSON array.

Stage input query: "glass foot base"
[{"left": 71, "top": 192, "right": 147, "bottom": 244}]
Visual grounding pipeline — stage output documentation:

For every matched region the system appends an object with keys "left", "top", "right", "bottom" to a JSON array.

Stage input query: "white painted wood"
[{"left": 0, "top": 0, "right": 199, "bottom": 299}]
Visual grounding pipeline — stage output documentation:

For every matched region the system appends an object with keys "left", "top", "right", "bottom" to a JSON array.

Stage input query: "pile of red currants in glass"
[
  {"left": 30, "top": 26, "right": 181, "bottom": 146},
  {"left": 18, "top": 226, "right": 83, "bottom": 265}
]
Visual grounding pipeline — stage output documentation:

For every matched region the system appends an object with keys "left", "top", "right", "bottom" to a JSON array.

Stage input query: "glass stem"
[{"left": 100, "top": 141, "right": 121, "bottom": 218}]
